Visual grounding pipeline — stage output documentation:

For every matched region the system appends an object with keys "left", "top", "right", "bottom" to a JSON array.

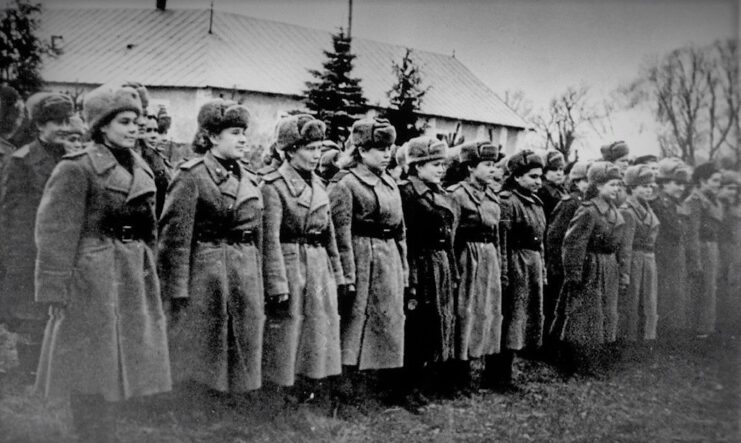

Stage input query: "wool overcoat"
[
  {"left": 718, "top": 203, "right": 741, "bottom": 330},
  {"left": 138, "top": 141, "right": 173, "bottom": 218},
  {"left": 552, "top": 197, "right": 624, "bottom": 347},
  {"left": 328, "top": 164, "right": 407, "bottom": 370},
  {"left": 33, "top": 143, "right": 171, "bottom": 401},
  {"left": 538, "top": 180, "right": 568, "bottom": 221},
  {"left": 684, "top": 189, "right": 723, "bottom": 335},
  {"left": 158, "top": 151, "right": 265, "bottom": 392},
  {"left": 0, "top": 139, "right": 64, "bottom": 337},
  {"left": 261, "top": 161, "right": 343, "bottom": 386},
  {"left": 618, "top": 196, "right": 660, "bottom": 341},
  {"left": 400, "top": 176, "right": 459, "bottom": 364},
  {"left": 544, "top": 191, "right": 584, "bottom": 331},
  {"left": 650, "top": 191, "right": 691, "bottom": 332},
  {"left": 449, "top": 180, "right": 502, "bottom": 360},
  {"left": 499, "top": 186, "right": 546, "bottom": 351}
]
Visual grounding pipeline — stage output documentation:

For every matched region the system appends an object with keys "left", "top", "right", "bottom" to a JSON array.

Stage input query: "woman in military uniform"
[
  {"left": 617, "top": 165, "right": 660, "bottom": 357},
  {"left": 158, "top": 99, "right": 265, "bottom": 394},
  {"left": 399, "top": 136, "right": 457, "bottom": 411},
  {"left": 448, "top": 141, "right": 502, "bottom": 394},
  {"left": 537, "top": 150, "right": 568, "bottom": 220},
  {"left": 328, "top": 118, "right": 407, "bottom": 405},
  {"left": 650, "top": 158, "right": 692, "bottom": 339},
  {"left": 491, "top": 149, "right": 546, "bottom": 391},
  {"left": 552, "top": 162, "right": 625, "bottom": 376},
  {"left": 684, "top": 162, "right": 724, "bottom": 337},
  {"left": 34, "top": 83, "right": 172, "bottom": 442},
  {"left": 261, "top": 114, "right": 344, "bottom": 400}
]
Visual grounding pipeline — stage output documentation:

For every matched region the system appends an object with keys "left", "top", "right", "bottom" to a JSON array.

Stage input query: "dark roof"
[{"left": 39, "top": 8, "right": 528, "bottom": 128}]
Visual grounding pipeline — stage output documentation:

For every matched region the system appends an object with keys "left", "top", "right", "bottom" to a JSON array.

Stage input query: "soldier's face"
[
  {"left": 632, "top": 183, "right": 654, "bottom": 202},
  {"left": 416, "top": 159, "right": 446, "bottom": 184},
  {"left": 360, "top": 144, "right": 392, "bottom": 173},
  {"left": 575, "top": 178, "right": 589, "bottom": 194},
  {"left": 700, "top": 172, "right": 722, "bottom": 197},
  {"left": 662, "top": 180, "right": 685, "bottom": 199},
  {"left": 37, "top": 117, "right": 71, "bottom": 146},
  {"left": 144, "top": 119, "right": 159, "bottom": 148},
  {"left": 514, "top": 167, "right": 543, "bottom": 193},
  {"left": 63, "top": 133, "right": 84, "bottom": 153},
  {"left": 718, "top": 184, "right": 738, "bottom": 204},
  {"left": 470, "top": 160, "right": 497, "bottom": 185},
  {"left": 290, "top": 141, "right": 322, "bottom": 171},
  {"left": 210, "top": 126, "right": 246, "bottom": 160},
  {"left": 544, "top": 168, "right": 565, "bottom": 185},
  {"left": 100, "top": 111, "right": 138, "bottom": 149},
  {"left": 597, "top": 179, "right": 622, "bottom": 201},
  {"left": 614, "top": 156, "right": 630, "bottom": 173}
]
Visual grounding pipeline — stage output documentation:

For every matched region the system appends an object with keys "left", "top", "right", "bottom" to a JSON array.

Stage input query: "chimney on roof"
[{"left": 156, "top": 0, "right": 166, "bottom": 11}]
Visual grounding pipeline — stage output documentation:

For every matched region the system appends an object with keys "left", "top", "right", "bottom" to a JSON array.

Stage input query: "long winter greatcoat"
[
  {"left": 328, "top": 164, "right": 407, "bottom": 370},
  {"left": 650, "top": 191, "right": 691, "bottom": 332},
  {"left": 618, "top": 196, "right": 660, "bottom": 341},
  {"left": 684, "top": 188, "right": 723, "bottom": 335},
  {"left": 33, "top": 143, "right": 171, "bottom": 401},
  {"left": 400, "top": 176, "right": 459, "bottom": 365},
  {"left": 538, "top": 180, "right": 568, "bottom": 221},
  {"left": 718, "top": 203, "right": 741, "bottom": 329},
  {"left": 261, "top": 161, "right": 343, "bottom": 386},
  {"left": 137, "top": 141, "right": 173, "bottom": 218},
  {"left": 499, "top": 186, "right": 546, "bottom": 351},
  {"left": 158, "top": 151, "right": 265, "bottom": 392},
  {"left": 552, "top": 196, "right": 625, "bottom": 347},
  {"left": 449, "top": 179, "right": 502, "bottom": 360},
  {"left": 544, "top": 191, "right": 584, "bottom": 331},
  {"left": 0, "top": 139, "right": 65, "bottom": 338}
]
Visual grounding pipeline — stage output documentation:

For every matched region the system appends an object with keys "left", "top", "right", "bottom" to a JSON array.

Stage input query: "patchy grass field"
[{"left": 1, "top": 325, "right": 738, "bottom": 442}]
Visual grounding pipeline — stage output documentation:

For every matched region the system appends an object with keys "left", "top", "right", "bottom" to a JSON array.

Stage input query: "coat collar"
[
  {"left": 279, "top": 161, "right": 328, "bottom": 212},
  {"left": 27, "top": 139, "right": 63, "bottom": 167},
  {"left": 511, "top": 185, "right": 543, "bottom": 207},
  {"left": 461, "top": 179, "right": 498, "bottom": 205},
  {"left": 89, "top": 143, "right": 155, "bottom": 202},
  {"left": 626, "top": 195, "right": 659, "bottom": 227},
  {"left": 350, "top": 163, "right": 396, "bottom": 189},
  {"left": 591, "top": 196, "right": 612, "bottom": 215},
  {"left": 408, "top": 175, "right": 442, "bottom": 197},
  {"left": 691, "top": 188, "right": 723, "bottom": 222},
  {"left": 408, "top": 175, "right": 456, "bottom": 216}
]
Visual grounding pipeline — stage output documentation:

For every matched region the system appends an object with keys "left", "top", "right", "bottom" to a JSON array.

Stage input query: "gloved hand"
[{"left": 266, "top": 293, "right": 290, "bottom": 318}]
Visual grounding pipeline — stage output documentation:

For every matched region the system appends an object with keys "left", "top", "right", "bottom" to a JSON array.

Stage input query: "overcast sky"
[{"left": 50, "top": 0, "right": 738, "bottom": 157}]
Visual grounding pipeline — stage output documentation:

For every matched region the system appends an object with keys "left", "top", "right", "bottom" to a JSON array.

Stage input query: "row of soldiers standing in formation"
[{"left": 0, "top": 83, "right": 739, "bottom": 441}]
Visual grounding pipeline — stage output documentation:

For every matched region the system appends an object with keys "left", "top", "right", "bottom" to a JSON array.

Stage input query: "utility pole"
[{"left": 347, "top": 0, "right": 353, "bottom": 39}]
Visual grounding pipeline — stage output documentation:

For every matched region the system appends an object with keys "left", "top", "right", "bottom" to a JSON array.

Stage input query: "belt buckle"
[
  {"left": 120, "top": 225, "right": 134, "bottom": 242},
  {"left": 381, "top": 227, "right": 391, "bottom": 235},
  {"left": 240, "top": 230, "right": 253, "bottom": 243}
]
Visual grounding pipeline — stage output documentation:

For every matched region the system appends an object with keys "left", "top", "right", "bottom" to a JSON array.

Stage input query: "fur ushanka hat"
[
  {"left": 350, "top": 117, "right": 396, "bottom": 148},
  {"left": 543, "top": 150, "right": 566, "bottom": 171},
  {"left": 275, "top": 114, "right": 326, "bottom": 152},
  {"left": 587, "top": 161, "right": 622, "bottom": 185},
  {"left": 505, "top": 149, "right": 544, "bottom": 177},
  {"left": 600, "top": 140, "right": 630, "bottom": 162},
  {"left": 656, "top": 158, "right": 691, "bottom": 183},
  {"left": 26, "top": 92, "right": 74, "bottom": 125},
  {"left": 405, "top": 136, "right": 448, "bottom": 165},
  {"left": 458, "top": 140, "right": 499, "bottom": 164},
  {"left": 197, "top": 99, "right": 250, "bottom": 133},
  {"left": 569, "top": 161, "right": 591, "bottom": 181},
  {"left": 83, "top": 83, "right": 143, "bottom": 133},
  {"left": 624, "top": 164, "right": 656, "bottom": 187}
]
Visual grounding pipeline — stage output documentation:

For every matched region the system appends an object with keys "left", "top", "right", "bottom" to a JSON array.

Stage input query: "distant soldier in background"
[
  {"left": 62, "top": 114, "right": 87, "bottom": 153},
  {"left": 650, "top": 158, "right": 692, "bottom": 341},
  {"left": 684, "top": 162, "right": 723, "bottom": 338},
  {"left": 601, "top": 140, "right": 630, "bottom": 206},
  {"left": 0, "top": 92, "right": 74, "bottom": 380},
  {"left": 538, "top": 150, "right": 568, "bottom": 220}
]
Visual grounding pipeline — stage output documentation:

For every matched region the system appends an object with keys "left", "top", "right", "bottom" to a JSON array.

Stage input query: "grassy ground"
[{"left": 1, "top": 325, "right": 738, "bottom": 443}]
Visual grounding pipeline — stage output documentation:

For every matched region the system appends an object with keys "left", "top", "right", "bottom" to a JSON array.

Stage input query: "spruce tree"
[
  {"left": 304, "top": 28, "right": 366, "bottom": 144},
  {"left": 0, "top": 0, "right": 57, "bottom": 96},
  {"left": 385, "top": 49, "right": 429, "bottom": 144}
]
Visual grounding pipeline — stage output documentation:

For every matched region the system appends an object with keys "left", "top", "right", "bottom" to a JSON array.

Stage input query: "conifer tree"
[
  {"left": 385, "top": 48, "right": 429, "bottom": 144},
  {"left": 304, "top": 28, "right": 366, "bottom": 144}
]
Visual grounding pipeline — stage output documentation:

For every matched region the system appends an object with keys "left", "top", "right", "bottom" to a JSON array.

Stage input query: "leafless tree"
[{"left": 621, "top": 40, "right": 739, "bottom": 166}]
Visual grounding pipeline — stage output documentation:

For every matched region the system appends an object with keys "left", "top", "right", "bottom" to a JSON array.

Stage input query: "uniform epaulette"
[
  {"left": 261, "top": 169, "right": 282, "bottom": 183},
  {"left": 179, "top": 157, "right": 204, "bottom": 170},
  {"left": 10, "top": 145, "right": 29, "bottom": 158},
  {"left": 62, "top": 150, "right": 86, "bottom": 160},
  {"left": 446, "top": 183, "right": 462, "bottom": 192},
  {"left": 256, "top": 165, "right": 276, "bottom": 176},
  {"left": 330, "top": 169, "right": 350, "bottom": 183}
]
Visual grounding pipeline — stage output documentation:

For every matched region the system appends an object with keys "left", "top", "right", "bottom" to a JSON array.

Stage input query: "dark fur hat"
[
  {"left": 197, "top": 99, "right": 250, "bottom": 133},
  {"left": 543, "top": 150, "right": 566, "bottom": 171},
  {"left": 405, "top": 136, "right": 447, "bottom": 165},
  {"left": 624, "top": 164, "right": 656, "bottom": 187},
  {"left": 351, "top": 117, "right": 396, "bottom": 148},
  {"left": 459, "top": 140, "right": 499, "bottom": 164},
  {"left": 27, "top": 92, "right": 74, "bottom": 125},
  {"left": 587, "top": 161, "right": 622, "bottom": 185},
  {"left": 600, "top": 140, "right": 630, "bottom": 162},
  {"left": 275, "top": 114, "right": 326, "bottom": 152},
  {"left": 506, "top": 149, "right": 544, "bottom": 177}
]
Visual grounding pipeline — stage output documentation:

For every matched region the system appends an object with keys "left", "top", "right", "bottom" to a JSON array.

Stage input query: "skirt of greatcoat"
[
  {"left": 455, "top": 241, "right": 502, "bottom": 359},
  {"left": 556, "top": 252, "right": 619, "bottom": 347},
  {"left": 691, "top": 241, "right": 719, "bottom": 335},
  {"left": 502, "top": 249, "right": 544, "bottom": 351},
  {"left": 656, "top": 242, "right": 690, "bottom": 332},
  {"left": 405, "top": 250, "right": 455, "bottom": 365},
  {"left": 262, "top": 243, "right": 341, "bottom": 386},
  {"left": 35, "top": 238, "right": 171, "bottom": 401},
  {"left": 342, "top": 236, "right": 405, "bottom": 370},
  {"left": 618, "top": 251, "right": 658, "bottom": 341},
  {"left": 167, "top": 242, "right": 265, "bottom": 392}
]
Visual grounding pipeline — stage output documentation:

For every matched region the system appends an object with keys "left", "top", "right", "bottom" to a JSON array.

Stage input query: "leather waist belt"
[
  {"left": 458, "top": 231, "right": 498, "bottom": 244},
  {"left": 352, "top": 222, "right": 402, "bottom": 240},
  {"left": 281, "top": 231, "right": 325, "bottom": 246},
  {"left": 196, "top": 229, "right": 256, "bottom": 245},
  {"left": 102, "top": 224, "right": 145, "bottom": 243}
]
